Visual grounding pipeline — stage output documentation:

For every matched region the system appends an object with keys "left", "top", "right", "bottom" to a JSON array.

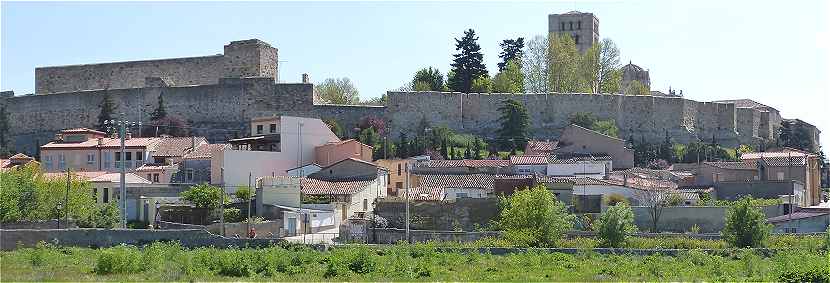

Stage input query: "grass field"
[{"left": 2, "top": 241, "right": 828, "bottom": 282}]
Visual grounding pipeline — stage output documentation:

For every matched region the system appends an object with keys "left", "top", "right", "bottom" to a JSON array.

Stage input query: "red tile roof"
[
  {"left": 549, "top": 152, "right": 612, "bottom": 164},
  {"left": 420, "top": 159, "right": 510, "bottom": 168},
  {"left": 42, "top": 171, "right": 108, "bottom": 181},
  {"left": 61, "top": 128, "right": 107, "bottom": 135},
  {"left": 88, "top": 173, "right": 152, "bottom": 184},
  {"left": 510, "top": 155, "right": 548, "bottom": 165},
  {"left": 300, "top": 178, "right": 375, "bottom": 195},
  {"left": 767, "top": 210, "right": 829, "bottom": 223},
  {"left": 135, "top": 164, "right": 177, "bottom": 172},
  {"left": 703, "top": 161, "right": 758, "bottom": 170},
  {"left": 407, "top": 187, "right": 445, "bottom": 201},
  {"left": 416, "top": 173, "right": 509, "bottom": 190},
  {"left": 152, "top": 137, "right": 206, "bottom": 157},
  {"left": 184, "top": 143, "right": 230, "bottom": 159},
  {"left": 525, "top": 140, "right": 558, "bottom": 153}
]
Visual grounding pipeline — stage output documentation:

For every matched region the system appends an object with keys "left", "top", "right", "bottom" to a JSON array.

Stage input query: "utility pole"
[
  {"left": 64, "top": 168, "right": 70, "bottom": 228},
  {"left": 247, "top": 171, "right": 252, "bottom": 238},
  {"left": 405, "top": 161, "right": 410, "bottom": 243},
  {"left": 788, "top": 152, "right": 793, "bottom": 233},
  {"left": 105, "top": 114, "right": 132, "bottom": 228},
  {"left": 220, "top": 167, "right": 225, "bottom": 237}
]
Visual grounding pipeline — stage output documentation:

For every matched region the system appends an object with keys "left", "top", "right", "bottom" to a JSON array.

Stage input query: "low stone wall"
[
  {"left": 376, "top": 198, "right": 499, "bottom": 231},
  {"left": 631, "top": 205, "right": 784, "bottom": 233},
  {"left": 341, "top": 227, "right": 501, "bottom": 244},
  {"left": 157, "top": 221, "right": 207, "bottom": 230},
  {"left": 206, "top": 221, "right": 282, "bottom": 238},
  {"left": 1, "top": 219, "right": 78, "bottom": 229},
  {"left": 0, "top": 228, "right": 284, "bottom": 251}
]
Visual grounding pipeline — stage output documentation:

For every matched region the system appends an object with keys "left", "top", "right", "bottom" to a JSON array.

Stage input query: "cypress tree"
[
  {"left": 150, "top": 94, "right": 167, "bottom": 121},
  {"left": 448, "top": 29, "right": 488, "bottom": 93},
  {"left": 96, "top": 93, "right": 118, "bottom": 132}
]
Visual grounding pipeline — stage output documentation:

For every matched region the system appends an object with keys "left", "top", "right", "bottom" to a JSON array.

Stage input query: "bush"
[
  {"left": 325, "top": 247, "right": 378, "bottom": 278},
  {"left": 223, "top": 208, "right": 242, "bottom": 222},
  {"left": 603, "top": 194, "right": 628, "bottom": 206},
  {"left": 595, "top": 203, "right": 637, "bottom": 248},
  {"left": 497, "top": 185, "right": 574, "bottom": 247},
  {"left": 181, "top": 184, "right": 226, "bottom": 209},
  {"left": 95, "top": 245, "right": 142, "bottom": 274},
  {"left": 825, "top": 226, "right": 830, "bottom": 251},
  {"left": 722, "top": 197, "right": 771, "bottom": 248}
]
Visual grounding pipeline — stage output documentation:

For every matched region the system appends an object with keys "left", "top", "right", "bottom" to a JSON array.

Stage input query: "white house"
[
  {"left": 547, "top": 153, "right": 612, "bottom": 178},
  {"left": 510, "top": 155, "right": 548, "bottom": 175},
  {"left": 287, "top": 163, "right": 322, "bottom": 177}
]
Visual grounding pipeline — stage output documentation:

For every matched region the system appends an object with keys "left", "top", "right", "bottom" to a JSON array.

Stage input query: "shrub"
[
  {"left": 325, "top": 247, "right": 378, "bottom": 278},
  {"left": 25, "top": 242, "right": 58, "bottom": 266},
  {"left": 223, "top": 208, "right": 242, "bottom": 222},
  {"left": 497, "top": 185, "right": 574, "bottom": 247},
  {"left": 595, "top": 203, "right": 637, "bottom": 248},
  {"left": 825, "top": 226, "right": 830, "bottom": 251},
  {"left": 604, "top": 194, "right": 628, "bottom": 206},
  {"left": 94, "top": 245, "right": 142, "bottom": 274},
  {"left": 722, "top": 197, "right": 771, "bottom": 248},
  {"left": 181, "top": 184, "right": 226, "bottom": 209}
]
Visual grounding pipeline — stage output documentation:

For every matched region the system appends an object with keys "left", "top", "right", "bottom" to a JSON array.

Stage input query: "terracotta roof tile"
[
  {"left": 525, "top": 140, "right": 558, "bottom": 152},
  {"left": 408, "top": 187, "right": 445, "bottom": 201},
  {"left": 152, "top": 137, "right": 206, "bottom": 157},
  {"left": 549, "top": 152, "right": 611, "bottom": 164},
  {"left": 419, "top": 159, "right": 510, "bottom": 168},
  {"left": 184, "top": 143, "right": 230, "bottom": 159},
  {"left": 416, "top": 173, "right": 509, "bottom": 189},
  {"left": 702, "top": 161, "right": 758, "bottom": 170},
  {"left": 510, "top": 155, "right": 548, "bottom": 165},
  {"left": 300, "top": 178, "right": 374, "bottom": 195}
]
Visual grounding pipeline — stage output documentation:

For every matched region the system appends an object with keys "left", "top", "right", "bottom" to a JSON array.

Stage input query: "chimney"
[
  {"left": 302, "top": 73, "right": 310, "bottom": 83},
  {"left": 125, "top": 133, "right": 132, "bottom": 140},
  {"left": 191, "top": 136, "right": 196, "bottom": 151},
  {"left": 97, "top": 137, "right": 104, "bottom": 146}
]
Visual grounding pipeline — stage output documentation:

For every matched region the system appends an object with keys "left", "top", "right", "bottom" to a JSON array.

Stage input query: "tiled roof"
[
  {"left": 419, "top": 159, "right": 510, "bottom": 168},
  {"left": 526, "top": 140, "right": 558, "bottom": 152},
  {"left": 408, "top": 187, "right": 445, "bottom": 201},
  {"left": 42, "top": 171, "right": 108, "bottom": 181},
  {"left": 759, "top": 156, "right": 807, "bottom": 167},
  {"left": 767, "top": 210, "right": 829, "bottom": 223},
  {"left": 300, "top": 178, "right": 374, "bottom": 195},
  {"left": 88, "top": 172, "right": 152, "bottom": 184},
  {"left": 741, "top": 151, "right": 812, "bottom": 160},
  {"left": 184, "top": 143, "right": 230, "bottom": 159},
  {"left": 417, "top": 173, "right": 508, "bottom": 189},
  {"left": 549, "top": 152, "right": 611, "bottom": 164},
  {"left": 61, "top": 128, "right": 107, "bottom": 135},
  {"left": 703, "top": 161, "right": 758, "bottom": 170},
  {"left": 152, "top": 137, "right": 206, "bottom": 157},
  {"left": 135, "top": 164, "right": 177, "bottom": 171},
  {"left": 612, "top": 167, "right": 689, "bottom": 180},
  {"left": 712, "top": 99, "right": 773, "bottom": 110},
  {"left": 9, "top": 153, "right": 34, "bottom": 161},
  {"left": 510, "top": 155, "right": 548, "bottom": 165},
  {"left": 560, "top": 177, "right": 616, "bottom": 186},
  {"left": 533, "top": 175, "right": 577, "bottom": 184},
  {"left": 100, "top": 137, "right": 160, "bottom": 148}
]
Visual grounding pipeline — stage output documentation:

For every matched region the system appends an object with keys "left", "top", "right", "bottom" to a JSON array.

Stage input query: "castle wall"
[{"left": 35, "top": 39, "right": 278, "bottom": 94}]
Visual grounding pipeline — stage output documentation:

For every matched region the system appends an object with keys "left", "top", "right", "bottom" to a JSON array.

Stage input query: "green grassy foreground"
[{"left": 2, "top": 241, "right": 828, "bottom": 282}]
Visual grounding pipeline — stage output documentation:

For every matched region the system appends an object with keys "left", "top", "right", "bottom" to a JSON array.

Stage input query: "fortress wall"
[
  {"left": 34, "top": 40, "right": 278, "bottom": 94},
  {"left": 313, "top": 104, "right": 386, "bottom": 136},
  {"left": 735, "top": 107, "right": 760, "bottom": 142},
  {"left": 3, "top": 78, "right": 311, "bottom": 155},
  {"left": 388, "top": 91, "right": 463, "bottom": 136}
]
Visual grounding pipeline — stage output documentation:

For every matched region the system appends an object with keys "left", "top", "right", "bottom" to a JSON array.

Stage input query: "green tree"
[
  {"left": 581, "top": 43, "right": 601, "bottom": 93},
  {"left": 181, "top": 184, "right": 226, "bottom": 210},
  {"left": 496, "top": 99, "right": 530, "bottom": 151},
  {"left": 521, "top": 35, "right": 549, "bottom": 93},
  {"left": 548, "top": 33, "right": 582, "bottom": 93},
  {"left": 598, "top": 38, "right": 622, "bottom": 93},
  {"left": 569, "top": 112, "right": 598, "bottom": 129},
  {"left": 625, "top": 80, "right": 650, "bottom": 96},
  {"left": 470, "top": 75, "right": 492, "bottom": 93},
  {"left": 149, "top": 94, "right": 167, "bottom": 121},
  {"left": 492, "top": 59, "right": 524, "bottom": 93},
  {"left": 315, "top": 77, "right": 360, "bottom": 104},
  {"left": 591, "top": 119, "right": 619, "bottom": 138},
  {"left": 595, "top": 203, "right": 637, "bottom": 248},
  {"left": 96, "top": 93, "right": 118, "bottom": 132},
  {"left": 234, "top": 186, "right": 254, "bottom": 201},
  {"left": 498, "top": 37, "right": 524, "bottom": 71},
  {"left": 448, "top": 29, "right": 488, "bottom": 93},
  {"left": 412, "top": 67, "right": 445, "bottom": 91},
  {"left": 322, "top": 118, "right": 344, "bottom": 138},
  {"left": 722, "top": 196, "right": 772, "bottom": 248},
  {"left": 497, "top": 185, "right": 574, "bottom": 247}
]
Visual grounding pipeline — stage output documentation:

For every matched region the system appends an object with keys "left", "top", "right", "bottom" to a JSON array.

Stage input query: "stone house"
[
  {"left": 741, "top": 150, "right": 822, "bottom": 206},
  {"left": 554, "top": 124, "right": 634, "bottom": 169},
  {"left": 510, "top": 155, "right": 548, "bottom": 175},
  {"left": 314, "top": 139, "right": 373, "bottom": 167},
  {"left": 376, "top": 158, "right": 415, "bottom": 197},
  {"left": 40, "top": 128, "right": 156, "bottom": 173},
  {"left": 136, "top": 164, "right": 178, "bottom": 184},
  {"left": 174, "top": 143, "right": 230, "bottom": 184},
  {"left": 767, "top": 208, "right": 829, "bottom": 233},
  {"left": 411, "top": 159, "right": 511, "bottom": 175},
  {"left": 286, "top": 163, "right": 322, "bottom": 177},
  {"left": 0, "top": 153, "right": 37, "bottom": 171},
  {"left": 547, "top": 152, "right": 612, "bottom": 178}
]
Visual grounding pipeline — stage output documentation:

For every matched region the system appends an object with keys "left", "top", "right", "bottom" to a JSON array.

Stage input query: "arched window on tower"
[{"left": 569, "top": 21, "right": 573, "bottom": 30}]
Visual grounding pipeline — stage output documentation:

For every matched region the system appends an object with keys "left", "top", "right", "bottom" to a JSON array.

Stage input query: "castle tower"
[
  {"left": 548, "top": 11, "right": 599, "bottom": 53},
  {"left": 621, "top": 61, "right": 650, "bottom": 91}
]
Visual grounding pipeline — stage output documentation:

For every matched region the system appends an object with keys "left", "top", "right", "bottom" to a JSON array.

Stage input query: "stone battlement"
[{"left": 34, "top": 39, "right": 278, "bottom": 94}]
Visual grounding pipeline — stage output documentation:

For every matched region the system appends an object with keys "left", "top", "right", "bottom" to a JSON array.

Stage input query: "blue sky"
[{"left": 2, "top": 1, "right": 828, "bottom": 153}]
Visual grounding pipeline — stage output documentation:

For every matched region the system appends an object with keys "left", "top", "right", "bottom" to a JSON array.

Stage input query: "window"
[
  {"left": 363, "top": 199, "right": 368, "bottom": 211},
  {"left": 103, "top": 153, "right": 112, "bottom": 169},
  {"left": 776, "top": 172, "right": 785, "bottom": 181},
  {"left": 103, "top": 188, "right": 109, "bottom": 203},
  {"left": 578, "top": 21, "right": 582, "bottom": 30},
  {"left": 395, "top": 182, "right": 403, "bottom": 189},
  {"left": 569, "top": 21, "right": 573, "bottom": 30},
  {"left": 256, "top": 125, "right": 263, "bottom": 134},
  {"left": 397, "top": 164, "right": 402, "bottom": 175},
  {"left": 44, "top": 156, "right": 53, "bottom": 170},
  {"left": 153, "top": 173, "right": 160, "bottom": 183},
  {"left": 59, "top": 154, "right": 66, "bottom": 170},
  {"left": 87, "top": 153, "right": 95, "bottom": 165},
  {"left": 561, "top": 22, "right": 565, "bottom": 30},
  {"left": 147, "top": 174, "right": 152, "bottom": 181},
  {"left": 136, "top": 151, "right": 143, "bottom": 161},
  {"left": 269, "top": 123, "right": 277, "bottom": 133},
  {"left": 456, "top": 192, "right": 469, "bottom": 198},
  {"left": 186, "top": 169, "right": 193, "bottom": 182},
  {"left": 126, "top": 152, "right": 132, "bottom": 161},
  {"left": 784, "top": 227, "right": 797, "bottom": 233}
]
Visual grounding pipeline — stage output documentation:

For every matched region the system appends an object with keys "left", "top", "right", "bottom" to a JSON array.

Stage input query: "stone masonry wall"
[{"left": 35, "top": 39, "right": 278, "bottom": 94}]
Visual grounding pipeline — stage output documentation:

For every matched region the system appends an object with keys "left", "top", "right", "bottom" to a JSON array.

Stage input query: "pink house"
[{"left": 314, "top": 139, "right": 373, "bottom": 167}]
